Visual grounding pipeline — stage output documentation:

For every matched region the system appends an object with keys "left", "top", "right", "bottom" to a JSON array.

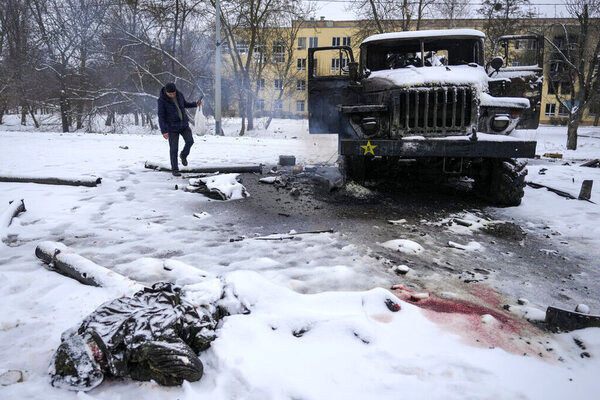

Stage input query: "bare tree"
[
  {"left": 478, "top": 0, "right": 535, "bottom": 58},
  {"left": 350, "top": 0, "right": 416, "bottom": 42},
  {"left": 543, "top": 0, "right": 600, "bottom": 149},
  {"left": 434, "top": 0, "right": 470, "bottom": 27}
]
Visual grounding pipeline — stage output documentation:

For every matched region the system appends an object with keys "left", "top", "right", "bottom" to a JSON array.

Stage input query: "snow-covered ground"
[{"left": 1, "top": 117, "right": 599, "bottom": 399}]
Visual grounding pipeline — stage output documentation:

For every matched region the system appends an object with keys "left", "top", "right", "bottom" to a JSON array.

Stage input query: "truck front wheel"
[{"left": 475, "top": 158, "right": 528, "bottom": 206}]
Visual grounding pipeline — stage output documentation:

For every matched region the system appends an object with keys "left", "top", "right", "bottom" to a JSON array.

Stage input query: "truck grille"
[{"left": 393, "top": 86, "right": 476, "bottom": 136}]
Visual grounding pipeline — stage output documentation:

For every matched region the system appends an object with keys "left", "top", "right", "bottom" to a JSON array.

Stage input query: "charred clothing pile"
[{"left": 49, "top": 283, "right": 220, "bottom": 391}]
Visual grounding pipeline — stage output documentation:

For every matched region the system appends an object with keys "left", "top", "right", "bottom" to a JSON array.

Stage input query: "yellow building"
[{"left": 230, "top": 17, "right": 598, "bottom": 126}]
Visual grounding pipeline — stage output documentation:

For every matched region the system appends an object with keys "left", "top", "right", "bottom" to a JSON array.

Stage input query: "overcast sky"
[{"left": 307, "top": 0, "right": 572, "bottom": 21}]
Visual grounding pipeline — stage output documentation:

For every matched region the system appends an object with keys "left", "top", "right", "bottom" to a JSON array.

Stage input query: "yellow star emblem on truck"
[{"left": 361, "top": 141, "right": 377, "bottom": 156}]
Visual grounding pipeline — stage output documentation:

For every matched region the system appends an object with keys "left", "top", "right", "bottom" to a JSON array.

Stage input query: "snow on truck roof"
[{"left": 361, "top": 29, "right": 486, "bottom": 45}]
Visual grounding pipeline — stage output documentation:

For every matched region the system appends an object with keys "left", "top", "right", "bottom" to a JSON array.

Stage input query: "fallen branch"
[
  {"left": 0, "top": 175, "right": 101, "bottom": 187},
  {"left": 35, "top": 241, "right": 142, "bottom": 291},
  {"left": 144, "top": 161, "right": 263, "bottom": 174},
  {"left": 580, "top": 159, "right": 600, "bottom": 168},
  {"left": 526, "top": 181, "right": 595, "bottom": 203},
  {"left": 1, "top": 199, "right": 26, "bottom": 239},
  {"left": 254, "top": 229, "right": 334, "bottom": 241}
]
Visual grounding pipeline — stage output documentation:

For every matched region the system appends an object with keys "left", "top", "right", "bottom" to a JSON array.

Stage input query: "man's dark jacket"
[{"left": 157, "top": 88, "right": 197, "bottom": 134}]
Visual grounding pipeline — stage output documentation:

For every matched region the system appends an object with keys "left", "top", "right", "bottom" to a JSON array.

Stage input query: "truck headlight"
[{"left": 491, "top": 114, "right": 510, "bottom": 132}]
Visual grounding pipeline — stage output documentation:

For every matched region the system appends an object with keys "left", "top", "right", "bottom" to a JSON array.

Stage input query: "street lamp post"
[{"left": 215, "top": 0, "right": 222, "bottom": 135}]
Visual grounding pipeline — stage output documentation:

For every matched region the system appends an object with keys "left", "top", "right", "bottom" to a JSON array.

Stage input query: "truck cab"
[{"left": 307, "top": 29, "right": 544, "bottom": 206}]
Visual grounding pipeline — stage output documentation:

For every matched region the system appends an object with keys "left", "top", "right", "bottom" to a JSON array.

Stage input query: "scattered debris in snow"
[
  {"left": 0, "top": 370, "right": 23, "bottom": 386},
  {"left": 448, "top": 240, "right": 484, "bottom": 251},
  {"left": 258, "top": 176, "right": 279, "bottom": 184},
  {"left": 387, "top": 219, "right": 407, "bottom": 225},
  {"left": 193, "top": 211, "right": 211, "bottom": 220},
  {"left": 481, "top": 314, "right": 498, "bottom": 325},
  {"left": 199, "top": 173, "right": 249, "bottom": 200},
  {"left": 343, "top": 181, "right": 374, "bottom": 199},
  {"left": 518, "top": 298, "right": 530, "bottom": 305},
  {"left": 576, "top": 304, "right": 591, "bottom": 314},
  {"left": 507, "top": 304, "right": 547, "bottom": 322},
  {"left": 380, "top": 239, "right": 424, "bottom": 254},
  {"left": 391, "top": 264, "right": 411, "bottom": 275}
]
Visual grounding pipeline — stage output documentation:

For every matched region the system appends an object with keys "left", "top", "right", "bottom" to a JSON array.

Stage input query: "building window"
[
  {"left": 253, "top": 44, "right": 265, "bottom": 63},
  {"left": 331, "top": 58, "right": 349, "bottom": 72},
  {"left": 298, "top": 37, "right": 306, "bottom": 50},
  {"left": 309, "top": 37, "right": 318, "bottom": 48},
  {"left": 296, "top": 79, "right": 306, "bottom": 91},
  {"left": 343, "top": 36, "right": 351, "bottom": 47},
  {"left": 255, "top": 99, "right": 264, "bottom": 111},
  {"left": 528, "top": 40, "right": 538, "bottom": 50},
  {"left": 273, "top": 100, "right": 283, "bottom": 111},
  {"left": 331, "top": 58, "right": 340, "bottom": 71},
  {"left": 274, "top": 79, "right": 283, "bottom": 90},
  {"left": 561, "top": 81, "right": 572, "bottom": 94},
  {"left": 273, "top": 41, "right": 285, "bottom": 63},
  {"left": 332, "top": 37, "right": 340, "bottom": 46},
  {"left": 547, "top": 80, "right": 557, "bottom": 94},
  {"left": 544, "top": 103, "right": 556, "bottom": 117},
  {"left": 257, "top": 79, "right": 265, "bottom": 90},
  {"left": 558, "top": 104, "right": 569, "bottom": 117},
  {"left": 296, "top": 100, "right": 305, "bottom": 112},
  {"left": 236, "top": 40, "right": 249, "bottom": 54},
  {"left": 312, "top": 58, "right": 318, "bottom": 74},
  {"left": 297, "top": 58, "right": 306, "bottom": 71}
]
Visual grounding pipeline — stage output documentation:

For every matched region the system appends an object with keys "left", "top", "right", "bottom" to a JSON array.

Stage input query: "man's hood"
[{"left": 364, "top": 65, "right": 489, "bottom": 92}]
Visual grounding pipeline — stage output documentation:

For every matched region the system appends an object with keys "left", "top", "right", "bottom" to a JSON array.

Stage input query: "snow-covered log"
[
  {"left": 35, "top": 241, "right": 143, "bottom": 291},
  {"left": 0, "top": 175, "right": 102, "bottom": 187},
  {"left": 1, "top": 199, "right": 26, "bottom": 239},
  {"left": 144, "top": 161, "right": 262, "bottom": 174}
]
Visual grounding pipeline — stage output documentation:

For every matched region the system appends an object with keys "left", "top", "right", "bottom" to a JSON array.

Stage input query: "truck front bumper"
[{"left": 340, "top": 135, "right": 537, "bottom": 159}]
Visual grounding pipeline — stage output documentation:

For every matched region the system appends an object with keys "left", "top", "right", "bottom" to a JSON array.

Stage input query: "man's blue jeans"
[{"left": 168, "top": 127, "right": 194, "bottom": 171}]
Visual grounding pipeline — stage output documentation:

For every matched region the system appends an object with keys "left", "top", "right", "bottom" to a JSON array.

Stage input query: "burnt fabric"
[{"left": 49, "top": 283, "right": 218, "bottom": 391}]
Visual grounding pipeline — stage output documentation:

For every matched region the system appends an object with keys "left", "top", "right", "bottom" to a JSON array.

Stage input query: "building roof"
[{"left": 361, "top": 29, "right": 486, "bottom": 45}]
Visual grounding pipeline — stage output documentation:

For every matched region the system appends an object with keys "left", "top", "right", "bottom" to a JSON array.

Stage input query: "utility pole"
[{"left": 215, "top": 0, "right": 222, "bottom": 135}]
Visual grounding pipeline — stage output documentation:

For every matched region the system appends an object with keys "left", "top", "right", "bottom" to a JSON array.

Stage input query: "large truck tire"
[{"left": 475, "top": 158, "right": 527, "bottom": 206}]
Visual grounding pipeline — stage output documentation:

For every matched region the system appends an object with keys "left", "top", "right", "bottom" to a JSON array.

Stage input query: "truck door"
[
  {"left": 308, "top": 46, "right": 359, "bottom": 134},
  {"left": 488, "top": 34, "right": 544, "bottom": 129}
]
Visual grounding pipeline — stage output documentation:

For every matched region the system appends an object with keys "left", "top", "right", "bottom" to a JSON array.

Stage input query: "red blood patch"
[{"left": 391, "top": 284, "right": 550, "bottom": 358}]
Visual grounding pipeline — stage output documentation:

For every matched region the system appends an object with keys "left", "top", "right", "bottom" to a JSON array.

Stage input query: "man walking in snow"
[{"left": 157, "top": 82, "right": 202, "bottom": 176}]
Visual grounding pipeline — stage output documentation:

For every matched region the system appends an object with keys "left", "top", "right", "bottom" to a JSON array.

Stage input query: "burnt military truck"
[{"left": 307, "top": 29, "right": 544, "bottom": 206}]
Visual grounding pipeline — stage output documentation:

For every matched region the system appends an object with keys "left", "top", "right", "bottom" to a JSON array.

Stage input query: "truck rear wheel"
[{"left": 475, "top": 158, "right": 527, "bottom": 206}]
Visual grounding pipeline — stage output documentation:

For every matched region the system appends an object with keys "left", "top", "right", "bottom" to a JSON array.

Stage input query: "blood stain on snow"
[{"left": 391, "top": 284, "right": 551, "bottom": 358}]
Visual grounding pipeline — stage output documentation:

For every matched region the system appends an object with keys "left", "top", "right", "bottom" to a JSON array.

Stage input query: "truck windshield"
[{"left": 364, "top": 38, "right": 482, "bottom": 71}]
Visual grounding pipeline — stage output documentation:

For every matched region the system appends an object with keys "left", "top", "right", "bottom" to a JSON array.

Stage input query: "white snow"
[
  {"left": 199, "top": 173, "right": 248, "bottom": 200},
  {"left": 448, "top": 240, "right": 484, "bottom": 251},
  {"left": 361, "top": 29, "right": 485, "bottom": 45},
  {"left": 1, "top": 118, "right": 600, "bottom": 399},
  {"left": 480, "top": 92, "right": 530, "bottom": 108},
  {"left": 379, "top": 239, "right": 424, "bottom": 254},
  {"left": 509, "top": 305, "right": 548, "bottom": 323},
  {"left": 576, "top": 304, "right": 591, "bottom": 314},
  {"left": 367, "top": 65, "right": 489, "bottom": 91}
]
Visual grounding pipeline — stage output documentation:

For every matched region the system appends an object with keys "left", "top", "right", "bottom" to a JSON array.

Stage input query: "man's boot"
[
  {"left": 172, "top": 171, "right": 182, "bottom": 177},
  {"left": 180, "top": 154, "right": 188, "bottom": 166}
]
